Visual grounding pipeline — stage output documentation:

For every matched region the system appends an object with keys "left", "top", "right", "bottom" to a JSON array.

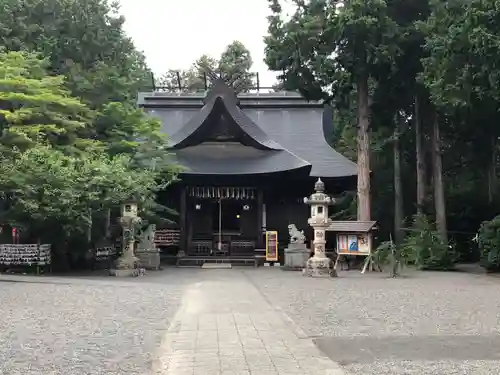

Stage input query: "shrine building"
[{"left": 137, "top": 80, "right": 357, "bottom": 263}]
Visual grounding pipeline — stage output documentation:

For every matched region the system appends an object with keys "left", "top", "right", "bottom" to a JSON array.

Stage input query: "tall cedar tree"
[{"left": 265, "top": 0, "right": 399, "bottom": 221}]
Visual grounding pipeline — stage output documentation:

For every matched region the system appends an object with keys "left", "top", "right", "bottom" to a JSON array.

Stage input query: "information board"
[
  {"left": 336, "top": 233, "right": 371, "bottom": 255},
  {"left": 265, "top": 231, "right": 278, "bottom": 261}
]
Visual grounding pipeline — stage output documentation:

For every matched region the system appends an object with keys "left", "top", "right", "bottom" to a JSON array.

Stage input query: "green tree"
[
  {"left": 419, "top": 0, "right": 500, "bottom": 244},
  {"left": 0, "top": 51, "right": 92, "bottom": 151},
  {"left": 0, "top": 143, "right": 177, "bottom": 265},
  {"left": 265, "top": 0, "right": 400, "bottom": 221},
  {"left": 156, "top": 41, "right": 256, "bottom": 92},
  {"left": 0, "top": 0, "right": 176, "bottom": 175},
  {"left": 0, "top": 0, "right": 150, "bottom": 107}
]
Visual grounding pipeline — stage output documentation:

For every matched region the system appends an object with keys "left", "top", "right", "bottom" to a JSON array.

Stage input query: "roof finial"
[
  {"left": 314, "top": 178, "right": 325, "bottom": 192},
  {"left": 203, "top": 78, "right": 239, "bottom": 105}
]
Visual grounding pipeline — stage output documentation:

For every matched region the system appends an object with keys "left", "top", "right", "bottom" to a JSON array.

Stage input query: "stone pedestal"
[
  {"left": 283, "top": 243, "right": 310, "bottom": 270},
  {"left": 110, "top": 241, "right": 142, "bottom": 277},
  {"left": 136, "top": 249, "right": 160, "bottom": 270},
  {"left": 134, "top": 224, "right": 160, "bottom": 270},
  {"left": 110, "top": 268, "right": 140, "bottom": 277},
  {"left": 304, "top": 255, "right": 337, "bottom": 277}
]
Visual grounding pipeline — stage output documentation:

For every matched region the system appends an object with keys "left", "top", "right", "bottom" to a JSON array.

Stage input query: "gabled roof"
[
  {"left": 169, "top": 94, "right": 280, "bottom": 150},
  {"left": 165, "top": 80, "right": 312, "bottom": 176}
]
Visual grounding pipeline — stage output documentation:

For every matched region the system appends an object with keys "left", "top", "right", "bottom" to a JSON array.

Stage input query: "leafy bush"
[
  {"left": 401, "top": 214, "right": 456, "bottom": 270},
  {"left": 477, "top": 215, "right": 500, "bottom": 272},
  {"left": 371, "top": 239, "right": 400, "bottom": 277}
]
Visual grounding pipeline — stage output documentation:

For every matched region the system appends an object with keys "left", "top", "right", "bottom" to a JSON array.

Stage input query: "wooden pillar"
[
  {"left": 179, "top": 186, "right": 187, "bottom": 255},
  {"left": 257, "top": 189, "right": 264, "bottom": 248}
]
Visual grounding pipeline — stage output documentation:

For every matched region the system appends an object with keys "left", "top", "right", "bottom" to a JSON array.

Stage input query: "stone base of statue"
[
  {"left": 283, "top": 243, "right": 310, "bottom": 271},
  {"left": 135, "top": 249, "right": 161, "bottom": 270},
  {"left": 110, "top": 268, "right": 140, "bottom": 277},
  {"left": 110, "top": 254, "right": 143, "bottom": 277},
  {"left": 303, "top": 255, "right": 337, "bottom": 278}
]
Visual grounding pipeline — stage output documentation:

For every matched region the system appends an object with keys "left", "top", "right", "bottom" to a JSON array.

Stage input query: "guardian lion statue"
[{"left": 288, "top": 224, "right": 306, "bottom": 244}]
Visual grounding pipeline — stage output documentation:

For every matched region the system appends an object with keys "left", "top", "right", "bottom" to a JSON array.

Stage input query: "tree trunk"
[
  {"left": 414, "top": 93, "right": 426, "bottom": 214},
  {"left": 357, "top": 74, "right": 371, "bottom": 221},
  {"left": 488, "top": 137, "right": 497, "bottom": 203},
  {"left": 431, "top": 114, "right": 447, "bottom": 243},
  {"left": 393, "top": 116, "right": 404, "bottom": 246},
  {"left": 105, "top": 208, "right": 111, "bottom": 239},
  {"left": 87, "top": 208, "right": 92, "bottom": 243}
]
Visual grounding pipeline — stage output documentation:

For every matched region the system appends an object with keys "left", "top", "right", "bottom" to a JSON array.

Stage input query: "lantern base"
[
  {"left": 303, "top": 255, "right": 337, "bottom": 278},
  {"left": 110, "top": 254, "right": 144, "bottom": 277},
  {"left": 135, "top": 249, "right": 161, "bottom": 270}
]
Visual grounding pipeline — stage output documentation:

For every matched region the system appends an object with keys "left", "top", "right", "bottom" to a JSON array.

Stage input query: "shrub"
[
  {"left": 477, "top": 215, "right": 500, "bottom": 272},
  {"left": 401, "top": 214, "right": 456, "bottom": 270}
]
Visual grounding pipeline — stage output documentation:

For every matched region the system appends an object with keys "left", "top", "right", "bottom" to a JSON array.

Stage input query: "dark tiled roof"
[
  {"left": 327, "top": 221, "right": 377, "bottom": 233},
  {"left": 169, "top": 96, "right": 281, "bottom": 150},
  {"left": 173, "top": 142, "right": 311, "bottom": 175},
  {"left": 244, "top": 107, "right": 357, "bottom": 178},
  {"left": 138, "top": 83, "right": 357, "bottom": 179}
]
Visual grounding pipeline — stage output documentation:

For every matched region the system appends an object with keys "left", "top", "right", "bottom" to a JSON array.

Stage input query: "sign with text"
[
  {"left": 337, "top": 233, "right": 371, "bottom": 255},
  {"left": 265, "top": 231, "right": 278, "bottom": 261}
]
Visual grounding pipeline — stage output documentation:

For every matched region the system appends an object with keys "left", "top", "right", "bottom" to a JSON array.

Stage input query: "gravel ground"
[
  {"left": 0, "top": 274, "right": 184, "bottom": 375},
  {"left": 246, "top": 269, "right": 500, "bottom": 337},
  {"left": 245, "top": 268, "right": 500, "bottom": 375},
  {"left": 2, "top": 268, "right": 499, "bottom": 375},
  {"left": 344, "top": 360, "right": 500, "bottom": 375}
]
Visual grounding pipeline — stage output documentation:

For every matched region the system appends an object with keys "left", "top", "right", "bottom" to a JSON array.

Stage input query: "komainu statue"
[{"left": 288, "top": 224, "right": 306, "bottom": 244}]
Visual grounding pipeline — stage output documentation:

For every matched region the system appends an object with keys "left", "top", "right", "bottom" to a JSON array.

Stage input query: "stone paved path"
[{"left": 152, "top": 274, "right": 344, "bottom": 375}]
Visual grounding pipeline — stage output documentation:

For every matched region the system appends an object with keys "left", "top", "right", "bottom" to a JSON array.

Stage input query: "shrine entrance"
[
  {"left": 212, "top": 199, "right": 241, "bottom": 235},
  {"left": 185, "top": 186, "right": 261, "bottom": 257}
]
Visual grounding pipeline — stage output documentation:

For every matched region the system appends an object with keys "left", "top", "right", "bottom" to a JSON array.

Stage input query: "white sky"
[{"left": 118, "top": 0, "right": 288, "bottom": 87}]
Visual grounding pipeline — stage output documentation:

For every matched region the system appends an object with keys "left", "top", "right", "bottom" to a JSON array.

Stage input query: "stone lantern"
[
  {"left": 303, "top": 178, "right": 337, "bottom": 277},
  {"left": 111, "top": 202, "right": 142, "bottom": 277}
]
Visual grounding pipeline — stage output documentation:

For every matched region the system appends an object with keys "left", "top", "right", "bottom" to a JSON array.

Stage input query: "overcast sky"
[{"left": 118, "top": 0, "right": 286, "bottom": 87}]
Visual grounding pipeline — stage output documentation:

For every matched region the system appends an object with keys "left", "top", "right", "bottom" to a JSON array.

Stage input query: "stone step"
[{"left": 176, "top": 257, "right": 256, "bottom": 267}]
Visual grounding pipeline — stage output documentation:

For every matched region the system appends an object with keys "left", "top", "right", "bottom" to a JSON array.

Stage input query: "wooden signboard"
[
  {"left": 265, "top": 231, "right": 278, "bottom": 261},
  {"left": 336, "top": 233, "right": 371, "bottom": 255},
  {"left": 154, "top": 229, "right": 180, "bottom": 246}
]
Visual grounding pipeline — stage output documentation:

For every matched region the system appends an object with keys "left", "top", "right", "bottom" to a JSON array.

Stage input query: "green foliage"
[
  {"left": 330, "top": 192, "right": 357, "bottom": 221},
  {"left": 477, "top": 215, "right": 500, "bottom": 272},
  {"left": 372, "top": 240, "right": 392, "bottom": 267},
  {"left": 0, "top": 45, "right": 179, "bottom": 260},
  {"left": 156, "top": 41, "right": 256, "bottom": 92},
  {"left": 401, "top": 214, "right": 456, "bottom": 271},
  {"left": 265, "top": 0, "right": 399, "bottom": 102},
  {"left": 0, "top": 0, "right": 150, "bottom": 106},
  {"left": 263, "top": 0, "right": 500, "bottom": 266},
  {"left": 0, "top": 51, "right": 92, "bottom": 150},
  {"left": 420, "top": 0, "right": 500, "bottom": 109},
  {"left": 0, "top": 144, "right": 176, "bottom": 240},
  {"left": 370, "top": 239, "right": 401, "bottom": 277}
]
